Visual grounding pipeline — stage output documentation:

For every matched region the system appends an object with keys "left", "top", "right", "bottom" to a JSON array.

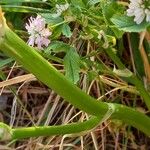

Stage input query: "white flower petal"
[
  {"left": 126, "top": 0, "right": 150, "bottom": 24},
  {"left": 127, "top": 8, "right": 135, "bottom": 16},
  {"left": 134, "top": 13, "right": 145, "bottom": 24},
  {"left": 145, "top": 9, "right": 150, "bottom": 22}
]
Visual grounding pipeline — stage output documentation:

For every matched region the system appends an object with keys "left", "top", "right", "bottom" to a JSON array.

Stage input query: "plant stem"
[
  {"left": 12, "top": 116, "right": 100, "bottom": 139},
  {"left": 2, "top": 25, "right": 109, "bottom": 116},
  {"left": 105, "top": 48, "right": 150, "bottom": 110},
  {"left": 0, "top": 12, "right": 150, "bottom": 138},
  {"left": 2, "top": 103, "right": 150, "bottom": 139}
]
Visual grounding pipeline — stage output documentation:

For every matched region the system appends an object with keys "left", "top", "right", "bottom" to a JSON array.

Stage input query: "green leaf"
[
  {"left": 45, "top": 41, "right": 70, "bottom": 53},
  {"left": 40, "top": 13, "right": 64, "bottom": 25},
  {"left": 64, "top": 48, "right": 80, "bottom": 84},
  {"left": 51, "top": 24, "right": 63, "bottom": 39},
  {"left": 100, "top": 1, "right": 124, "bottom": 38},
  {"left": 111, "top": 14, "right": 150, "bottom": 32},
  {"left": 110, "top": 26, "right": 124, "bottom": 38},
  {"left": 2, "top": 5, "right": 51, "bottom": 13},
  {"left": 130, "top": 33, "right": 145, "bottom": 78},
  {"left": 144, "top": 39, "right": 150, "bottom": 57},
  {"left": 87, "top": 0, "right": 100, "bottom": 6},
  {"left": 0, "top": 58, "right": 14, "bottom": 69},
  {"left": 71, "top": 0, "right": 85, "bottom": 8},
  {"left": 87, "top": 70, "right": 97, "bottom": 81},
  {"left": 113, "top": 68, "right": 133, "bottom": 77},
  {"left": 101, "top": 1, "right": 123, "bottom": 25},
  {"left": 0, "top": 0, "right": 42, "bottom": 3},
  {"left": 62, "top": 24, "right": 72, "bottom": 38}
]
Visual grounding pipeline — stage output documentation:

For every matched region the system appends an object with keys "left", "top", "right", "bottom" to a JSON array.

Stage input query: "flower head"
[
  {"left": 25, "top": 15, "right": 52, "bottom": 49},
  {"left": 127, "top": 0, "right": 150, "bottom": 24}
]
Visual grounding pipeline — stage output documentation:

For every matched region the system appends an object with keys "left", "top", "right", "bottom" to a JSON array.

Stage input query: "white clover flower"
[
  {"left": 25, "top": 15, "right": 52, "bottom": 49},
  {"left": 55, "top": 3, "right": 69, "bottom": 17},
  {"left": 127, "top": 0, "right": 150, "bottom": 24}
]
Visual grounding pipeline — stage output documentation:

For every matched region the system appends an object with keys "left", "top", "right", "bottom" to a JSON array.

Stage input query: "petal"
[
  {"left": 145, "top": 9, "right": 150, "bottom": 22},
  {"left": 41, "top": 28, "right": 52, "bottom": 37},
  {"left": 127, "top": 8, "right": 135, "bottom": 16},
  {"left": 28, "top": 36, "right": 35, "bottom": 47},
  {"left": 134, "top": 13, "right": 145, "bottom": 24},
  {"left": 42, "top": 38, "right": 50, "bottom": 47}
]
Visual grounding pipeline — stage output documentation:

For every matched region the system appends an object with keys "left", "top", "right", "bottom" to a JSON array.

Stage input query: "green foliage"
[
  {"left": 62, "top": 23, "right": 72, "bottom": 38},
  {"left": 2, "top": 5, "right": 51, "bottom": 13},
  {"left": 0, "top": 58, "right": 14, "bottom": 69},
  {"left": 111, "top": 14, "right": 150, "bottom": 32},
  {"left": 86, "top": 0, "right": 100, "bottom": 6},
  {"left": 100, "top": 1, "right": 124, "bottom": 38},
  {"left": 45, "top": 41, "right": 70, "bottom": 53},
  {"left": 0, "top": 0, "right": 42, "bottom": 3},
  {"left": 130, "top": 33, "right": 145, "bottom": 78},
  {"left": 64, "top": 48, "right": 80, "bottom": 84},
  {"left": 71, "top": 0, "right": 85, "bottom": 8},
  {"left": 113, "top": 68, "right": 133, "bottom": 78},
  {"left": 40, "top": 13, "right": 64, "bottom": 25},
  {"left": 51, "top": 25, "right": 64, "bottom": 39}
]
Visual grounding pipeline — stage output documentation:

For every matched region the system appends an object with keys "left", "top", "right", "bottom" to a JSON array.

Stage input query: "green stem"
[
  {"left": 1, "top": 25, "right": 108, "bottom": 117},
  {"left": 111, "top": 104, "right": 150, "bottom": 136},
  {"left": 105, "top": 48, "right": 150, "bottom": 110},
  {"left": 0, "top": 17, "right": 150, "bottom": 138},
  {"left": 1, "top": 103, "right": 150, "bottom": 140},
  {"left": 12, "top": 116, "right": 100, "bottom": 139},
  {"left": 12, "top": 106, "right": 150, "bottom": 139}
]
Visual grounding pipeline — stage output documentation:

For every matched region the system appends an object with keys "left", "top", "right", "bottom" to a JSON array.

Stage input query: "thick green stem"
[
  {"left": 12, "top": 116, "right": 100, "bottom": 139},
  {"left": 2, "top": 104, "right": 150, "bottom": 139},
  {"left": 1, "top": 27, "right": 108, "bottom": 116},
  {"left": 12, "top": 105, "right": 150, "bottom": 139},
  {"left": 0, "top": 15, "right": 150, "bottom": 138},
  {"left": 111, "top": 104, "right": 150, "bottom": 136}
]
